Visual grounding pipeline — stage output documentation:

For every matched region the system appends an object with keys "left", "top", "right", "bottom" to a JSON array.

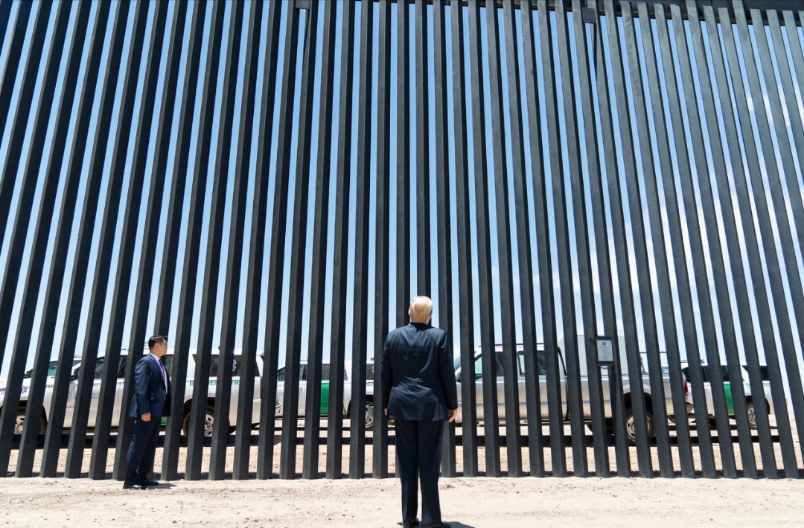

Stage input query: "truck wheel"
[
  {"left": 365, "top": 402, "right": 374, "bottom": 431},
  {"left": 182, "top": 406, "right": 215, "bottom": 438},
  {"left": 15, "top": 408, "right": 46, "bottom": 435},
  {"left": 746, "top": 401, "right": 757, "bottom": 430},
  {"left": 625, "top": 408, "right": 654, "bottom": 446}
]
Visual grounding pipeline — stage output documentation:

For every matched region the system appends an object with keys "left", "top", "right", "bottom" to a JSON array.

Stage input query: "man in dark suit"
[
  {"left": 382, "top": 296, "right": 458, "bottom": 528},
  {"left": 124, "top": 335, "right": 172, "bottom": 490}
]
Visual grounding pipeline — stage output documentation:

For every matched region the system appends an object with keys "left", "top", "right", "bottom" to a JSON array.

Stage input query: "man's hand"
[
  {"left": 447, "top": 409, "right": 457, "bottom": 422},
  {"left": 141, "top": 413, "right": 151, "bottom": 422},
  {"left": 384, "top": 408, "right": 388, "bottom": 416}
]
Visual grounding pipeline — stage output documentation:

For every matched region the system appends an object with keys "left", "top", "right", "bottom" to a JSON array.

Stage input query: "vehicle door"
[
  {"left": 297, "top": 364, "right": 308, "bottom": 416},
  {"left": 518, "top": 352, "right": 551, "bottom": 423},
  {"left": 86, "top": 358, "right": 105, "bottom": 428},
  {"left": 472, "top": 352, "right": 505, "bottom": 421},
  {"left": 320, "top": 364, "right": 330, "bottom": 416},
  {"left": 720, "top": 365, "right": 735, "bottom": 416}
]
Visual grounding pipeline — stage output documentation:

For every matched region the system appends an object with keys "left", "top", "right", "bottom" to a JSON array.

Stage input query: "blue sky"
[{"left": 1, "top": 0, "right": 803, "bottom": 406}]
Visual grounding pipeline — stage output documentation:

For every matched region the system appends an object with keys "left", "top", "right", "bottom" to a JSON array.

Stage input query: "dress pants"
[
  {"left": 125, "top": 416, "right": 161, "bottom": 485},
  {"left": 395, "top": 419, "right": 444, "bottom": 526}
]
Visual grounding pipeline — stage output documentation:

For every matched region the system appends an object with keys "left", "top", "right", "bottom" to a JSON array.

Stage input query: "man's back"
[{"left": 382, "top": 323, "right": 458, "bottom": 422}]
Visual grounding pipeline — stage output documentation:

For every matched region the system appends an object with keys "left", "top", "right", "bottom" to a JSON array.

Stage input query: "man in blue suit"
[
  {"left": 124, "top": 335, "right": 172, "bottom": 490},
  {"left": 382, "top": 297, "right": 458, "bottom": 528}
]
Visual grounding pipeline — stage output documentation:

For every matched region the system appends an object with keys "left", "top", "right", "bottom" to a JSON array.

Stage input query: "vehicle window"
[
  {"left": 517, "top": 353, "right": 548, "bottom": 376},
  {"left": 199, "top": 355, "right": 242, "bottom": 377},
  {"left": 759, "top": 366, "right": 769, "bottom": 381},
  {"left": 163, "top": 356, "right": 173, "bottom": 376},
  {"left": 94, "top": 358, "right": 105, "bottom": 380},
  {"left": 472, "top": 354, "right": 504, "bottom": 379},
  {"left": 720, "top": 366, "right": 730, "bottom": 382},
  {"left": 300, "top": 365, "right": 307, "bottom": 381},
  {"left": 117, "top": 356, "right": 127, "bottom": 378},
  {"left": 277, "top": 367, "right": 285, "bottom": 381},
  {"left": 517, "top": 355, "right": 525, "bottom": 376},
  {"left": 321, "top": 365, "right": 330, "bottom": 381}
]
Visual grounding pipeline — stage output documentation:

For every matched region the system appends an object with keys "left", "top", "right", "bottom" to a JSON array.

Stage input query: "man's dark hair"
[{"left": 148, "top": 335, "right": 167, "bottom": 350}]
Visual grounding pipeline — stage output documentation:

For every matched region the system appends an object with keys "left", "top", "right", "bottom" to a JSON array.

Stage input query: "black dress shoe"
[
  {"left": 139, "top": 479, "right": 160, "bottom": 487},
  {"left": 402, "top": 519, "right": 420, "bottom": 528},
  {"left": 122, "top": 482, "right": 145, "bottom": 490},
  {"left": 422, "top": 523, "right": 450, "bottom": 528}
]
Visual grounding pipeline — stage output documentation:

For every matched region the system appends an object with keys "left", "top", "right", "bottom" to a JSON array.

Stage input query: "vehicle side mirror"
[
  {"left": 456, "top": 373, "right": 461, "bottom": 384},
  {"left": 71, "top": 368, "right": 79, "bottom": 380}
]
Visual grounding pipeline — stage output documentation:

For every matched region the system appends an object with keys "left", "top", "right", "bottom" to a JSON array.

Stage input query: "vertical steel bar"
[
  {"left": 303, "top": 0, "right": 337, "bottom": 481},
  {"left": 634, "top": 1, "right": 707, "bottom": 479},
  {"left": 633, "top": 1, "right": 696, "bottom": 479},
  {"left": 717, "top": 4, "right": 798, "bottom": 478},
  {"left": 749, "top": 7, "right": 804, "bottom": 275},
  {"left": 349, "top": 0, "right": 374, "bottom": 479},
  {"left": 0, "top": 1, "right": 11, "bottom": 49},
  {"left": 0, "top": 0, "right": 37, "bottom": 238},
  {"left": 91, "top": 0, "right": 170, "bottom": 481},
  {"left": 280, "top": 0, "right": 319, "bottom": 481},
  {"left": 41, "top": 0, "right": 131, "bottom": 479},
  {"left": 585, "top": 0, "right": 631, "bottom": 478},
  {"left": 586, "top": 0, "right": 636, "bottom": 478},
  {"left": 161, "top": 0, "right": 209, "bottom": 482},
  {"left": 669, "top": 2, "right": 736, "bottom": 477},
  {"left": 620, "top": 2, "right": 678, "bottom": 477},
  {"left": 16, "top": 0, "right": 106, "bottom": 478},
  {"left": 0, "top": 0, "right": 61, "bottom": 378},
  {"left": 681, "top": 0, "right": 747, "bottom": 478},
  {"left": 503, "top": 0, "right": 545, "bottom": 478},
  {"left": 0, "top": 1, "right": 74, "bottom": 476},
  {"left": 619, "top": 1, "right": 676, "bottom": 478},
  {"left": 183, "top": 0, "right": 227, "bottom": 481},
  {"left": 450, "top": 0, "right": 479, "bottom": 478},
  {"left": 256, "top": 0, "right": 301, "bottom": 481},
  {"left": 433, "top": 0, "right": 456, "bottom": 478},
  {"left": 208, "top": 0, "right": 248, "bottom": 482},
  {"left": 234, "top": 0, "right": 281, "bottom": 482},
  {"left": 556, "top": 0, "right": 609, "bottom": 477},
  {"left": 397, "top": 0, "right": 411, "bottom": 334},
  {"left": 415, "top": 0, "right": 431, "bottom": 295},
  {"left": 324, "top": 0, "right": 356, "bottom": 481},
  {"left": 255, "top": 0, "right": 292, "bottom": 481},
  {"left": 111, "top": 0, "right": 189, "bottom": 479},
  {"left": 522, "top": 0, "right": 566, "bottom": 477},
  {"left": 767, "top": 11, "right": 804, "bottom": 192},
  {"left": 575, "top": 0, "right": 627, "bottom": 477},
  {"left": 602, "top": 0, "right": 653, "bottom": 477},
  {"left": 541, "top": 0, "right": 588, "bottom": 477},
  {"left": 467, "top": 0, "right": 501, "bottom": 478},
  {"left": 485, "top": 0, "right": 524, "bottom": 478},
  {"left": 0, "top": 0, "right": 91, "bottom": 476},
  {"left": 373, "top": 0, "right": 392, "bottom": 480},
  {"left": 62, "top": 0, "right": 148, "bottom": 480},
  {"left": 702, "top": 2, "right": 777, "bottom": 477},
  {"left": 733, "top": 0, "right": 804, "bottom": 464},
  {"left": 658, "top": 4, "right": 724, "bottom": 479}
]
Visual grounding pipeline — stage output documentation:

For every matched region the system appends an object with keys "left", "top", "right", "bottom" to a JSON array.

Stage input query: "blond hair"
[{"left": 408, "top": 296, "right": 433, "bottom": 324}]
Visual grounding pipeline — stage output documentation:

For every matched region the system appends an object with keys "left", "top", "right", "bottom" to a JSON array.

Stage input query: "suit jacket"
[
  {"left": 128, "top": 354, "right": 172, "bottom": 419},
  {"left": 381, "top": 323, "right": 458, "bottom": 421}
]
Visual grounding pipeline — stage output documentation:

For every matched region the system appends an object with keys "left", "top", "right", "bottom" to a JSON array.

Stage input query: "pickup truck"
[
  {"left": 275, "top": 360, "right": 375, "bottom": 429},
  {"left": 0, "top": 349, "right": 277, "bottom": 438},
  {"left": 454, "top": 339, "right": 683, "bottom": 445}
]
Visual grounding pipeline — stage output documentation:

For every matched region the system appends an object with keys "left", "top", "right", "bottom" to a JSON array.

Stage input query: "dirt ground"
[
  {"left": 2, "top": 415, "right": 803, "bottom": 526},
  {"left": 1, "top": 474, "right": 804, "bottom": 527}
]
